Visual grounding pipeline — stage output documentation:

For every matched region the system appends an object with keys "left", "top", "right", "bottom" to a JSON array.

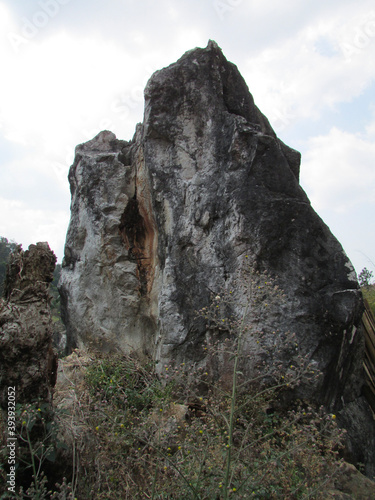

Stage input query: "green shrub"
[{"left": 362, "top": 284, "right": 375, "bottom": 317}]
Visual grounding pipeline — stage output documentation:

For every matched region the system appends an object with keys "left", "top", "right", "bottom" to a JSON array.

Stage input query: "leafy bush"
[
  {"left": 85, "top": 352, "right": 165, "bottom": 412},
  {"left": 359, "top": 267, "right": 374, "bottom": 287},
  {"left": 359, "top": 266, "right": 375, "bottom": 316}
]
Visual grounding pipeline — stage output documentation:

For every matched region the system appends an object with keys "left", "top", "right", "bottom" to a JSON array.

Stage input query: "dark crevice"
[{"left": 119, "top": 191, "right": 155, "bottom": 297}]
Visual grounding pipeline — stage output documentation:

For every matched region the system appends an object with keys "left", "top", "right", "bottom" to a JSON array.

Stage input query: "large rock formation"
[
  {"left": 59, "top": 41, "right": 374, "bottom": 474},
  {"left": 0, "top": 242, "right": 58, "bottom": 408}
]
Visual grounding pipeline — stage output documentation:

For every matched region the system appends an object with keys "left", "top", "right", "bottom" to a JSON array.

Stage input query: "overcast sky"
[{"left": 0, "top": 0, "right": 374, "bottom": 276}]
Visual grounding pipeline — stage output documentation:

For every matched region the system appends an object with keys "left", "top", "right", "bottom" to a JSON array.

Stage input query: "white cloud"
[
  {"left": 0, "top": 151, "right": 71, "bottom": 260},
  {"left": 0, "top": 3, "right": 208, "bottom": 154},
  {"left": 0, "top": 197, "right": 69, "bottom": 260},
  {"left": 1, "top": 31, "right": 148, "bottom": 148},
  {"left": 0, "top": 2, "right": 208, "bottom": 261},
  {"left": 0, "top": 0, "right": 374, "bottom": 274},
  {"left": 301, "top": 127, "right": 375, "bottom": 213},
  {"left": 1, "top": 154, "right": 70, "bottom": 204},
  {"left": 241, "top": 2, "right": 375, "bottom": 134}
]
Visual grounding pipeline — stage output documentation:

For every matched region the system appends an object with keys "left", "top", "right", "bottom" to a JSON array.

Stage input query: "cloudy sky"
[{"left": 0, "top": 0, "right": 374, "bottom": 276}]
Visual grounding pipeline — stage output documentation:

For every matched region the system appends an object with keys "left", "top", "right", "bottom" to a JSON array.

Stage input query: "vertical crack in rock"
[{"left": 119, "top": 186, "right": 155, "bottom": 297}]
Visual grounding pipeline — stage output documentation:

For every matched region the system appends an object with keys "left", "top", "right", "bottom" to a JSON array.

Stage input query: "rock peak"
[
  {"left": 207, "top": 39, "right": 220, "bottom": 50},
  {"left": 146, "top": 38, "right": 275, "bottom": 134},
  {"left": 59, "top": 44, "right": 374, "bottom": 475}
]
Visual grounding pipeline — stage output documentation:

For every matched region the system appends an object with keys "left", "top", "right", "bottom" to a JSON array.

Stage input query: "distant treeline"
[{"left": 0, "top": 236, "right": 19, "bottom": 296}]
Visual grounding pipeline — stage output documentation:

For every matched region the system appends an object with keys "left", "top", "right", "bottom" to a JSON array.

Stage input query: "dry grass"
[{"left": 40, "top": 348, "right": 344, "bottom": 499}]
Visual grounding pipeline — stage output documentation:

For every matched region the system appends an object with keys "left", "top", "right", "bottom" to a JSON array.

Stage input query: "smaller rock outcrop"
[{"left": 0, "top": 242, "right": 58, "bottom": 408}]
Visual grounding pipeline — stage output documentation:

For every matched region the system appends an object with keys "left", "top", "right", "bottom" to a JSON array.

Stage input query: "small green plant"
[
  {"left": 362, "top": 283, "right": 375, "bottom": 317},
  {"left": 85, "top": 352, "right": 167, "bottom": 412},
  {"left": 359, "top": 267, "right": 374, "bottom": 287},
  {"left": 359, "top": 265, "right": 375, "bottom": 316}
]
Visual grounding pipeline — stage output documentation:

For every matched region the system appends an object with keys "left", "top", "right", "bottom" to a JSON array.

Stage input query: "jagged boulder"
[
  {"left": 0, "top": 242, "right": 58, "bottom": 408},
  {"left": 59, "top": 41, "right": 374, "bottom": 475}
]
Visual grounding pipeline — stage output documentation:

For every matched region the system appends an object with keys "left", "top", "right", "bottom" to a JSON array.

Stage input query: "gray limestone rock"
[{"left": 59, "top": 41, "right": 373, "bottom": 474}]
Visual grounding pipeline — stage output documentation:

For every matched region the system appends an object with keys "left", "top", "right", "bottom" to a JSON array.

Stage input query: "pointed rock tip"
[
  {"left": 75, "top": 130, "right": 118, "bottom": 153},
  {"left": 188, "top": 39, "right": 224, "bottom": 58},
  {"left": 173, "top": 40, "right": 225, "bottom": 65},
  {"left": 91, "top": 130, "right": 117, "bottom": 143},
  {"left": 206, "top": 39, "right": 222, "bottom": 52},
  {"left": 145, "top": 41, "right": 226, "bottom": 92}
]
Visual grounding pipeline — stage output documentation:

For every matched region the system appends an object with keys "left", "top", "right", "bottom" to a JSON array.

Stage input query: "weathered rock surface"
[
  {"left": 327, "top": 461, "right": 375, "bottom": 499},
  {"left": 0, "top": 242, "right": 58, "bottom": 408},
  {"left": 59, "top": 42, "right": 374, "bottom": 475}
]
